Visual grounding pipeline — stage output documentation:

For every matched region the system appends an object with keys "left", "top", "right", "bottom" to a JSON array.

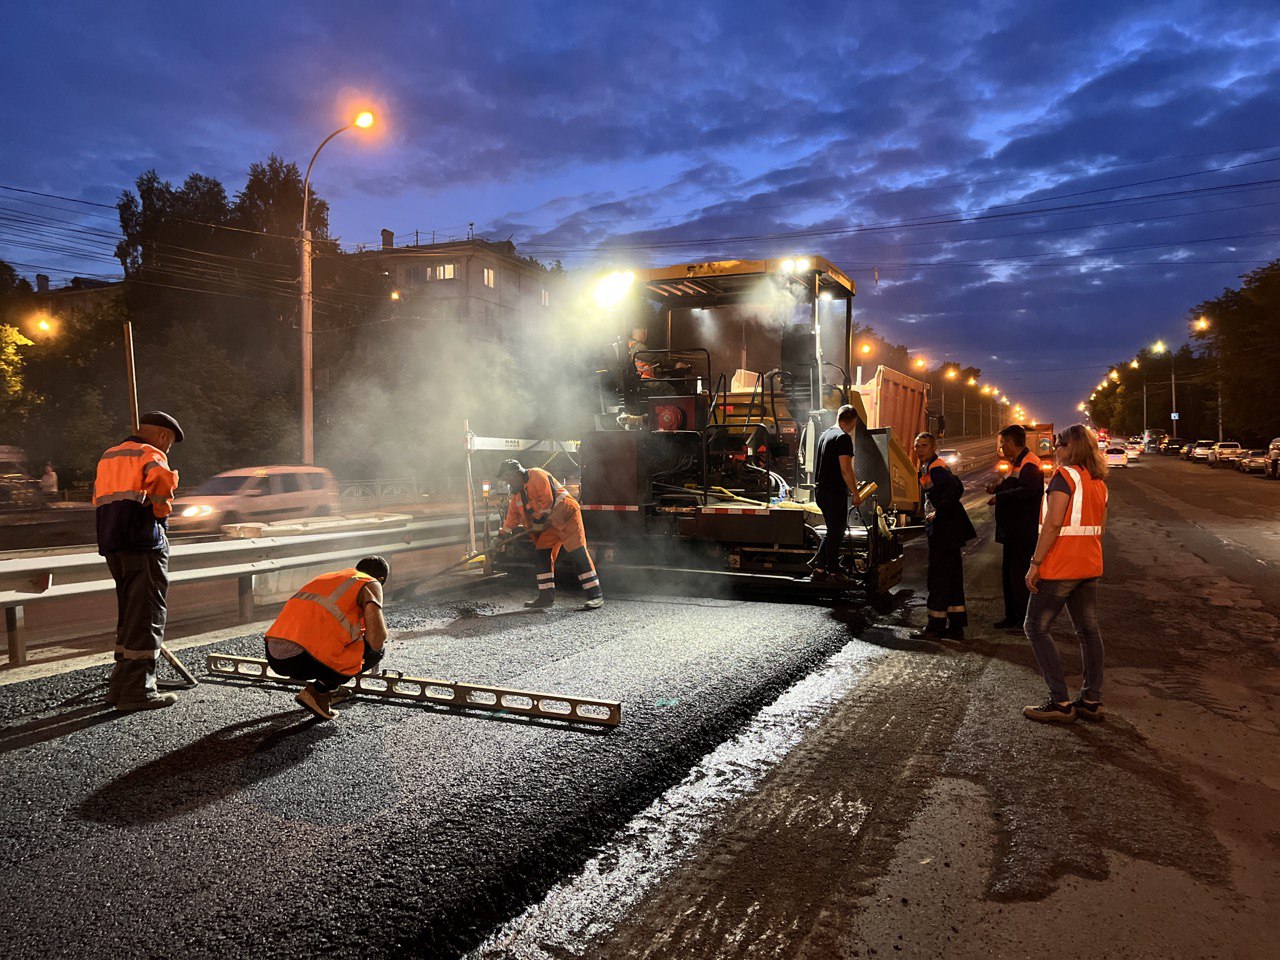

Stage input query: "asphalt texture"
[
  {"left": 4, "top": 452, "right": 1276, "bottom": 959},
  {"left": 0, "top": 580, "right": 867, "bottom": 959}
]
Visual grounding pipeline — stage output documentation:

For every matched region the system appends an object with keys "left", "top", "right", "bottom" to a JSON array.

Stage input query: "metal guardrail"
[{"left": 0, "top": 514, "right": 483, "bottom": 667}]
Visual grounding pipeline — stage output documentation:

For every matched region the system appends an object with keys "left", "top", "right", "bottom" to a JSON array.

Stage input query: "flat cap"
[
  {"left": 139, "top": 410, "right": 184, "bottom": 443},
  {"left": 495, "top": 459, "right": 524, "bottom": 480}
]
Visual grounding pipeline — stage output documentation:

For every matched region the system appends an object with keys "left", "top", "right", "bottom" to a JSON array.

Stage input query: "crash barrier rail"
[
  {"left": 338, "top": 478, "right": 432, "bottom": 508},
  {"left": 208, "top": 654, "right": 621, "bottom": 727},
  {"left": 0, "top": 514, "right": 488, "bottom": 668}
]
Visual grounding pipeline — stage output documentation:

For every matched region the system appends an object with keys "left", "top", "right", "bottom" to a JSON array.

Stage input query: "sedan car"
[
  {"left": 1124, "top": 441, "right": 1143, "bottom": 458},
  {"left": 1160, "top": 437, "right": 1188, "bottom": 456},
  {"left": 939, "top": 448, "right": 961, "bottom": 468},
  {"left": 1237, "top": 450, "right": 1268, "bottom": 473},
  {"left": 1207, "top": 441, "right": 1242, "bottom": 467},
  {"left": 1189, "top": 441, "right": 1215, "bottom": 463},
  {"left": 1105, "top": 446, "right": 1128, "bottom": 469}
]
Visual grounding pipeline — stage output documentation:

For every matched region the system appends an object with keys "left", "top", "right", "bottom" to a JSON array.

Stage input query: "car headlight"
[{"left": 180, "top": 505, "right": 215, "bottom": 518}]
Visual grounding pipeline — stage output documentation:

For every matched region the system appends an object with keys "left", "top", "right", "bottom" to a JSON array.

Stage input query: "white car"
[
  {"left": 170, "top": 465, "right": 340, "bottom": 533},
  {"left": 1124, "top": 441, "right": 1142, "bottom": 458},
  {"left": 939, "top": 448, "right": 961, "bottom": 468},
  {"left": 1207, "top": 442, "right": 1242, "bottom": 468},
  {"left": 1105, "top": 446, "right": 1128, "bottom": 468}
]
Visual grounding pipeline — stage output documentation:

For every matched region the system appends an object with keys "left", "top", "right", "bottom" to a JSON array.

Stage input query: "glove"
[{"left": 362, "top": 644, "right": 385, "bottom": 671}]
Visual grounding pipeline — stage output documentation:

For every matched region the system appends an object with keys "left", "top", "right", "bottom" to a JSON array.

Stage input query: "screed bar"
[{"left": 206, "top": 654, "right": 621, "bottom": 727}]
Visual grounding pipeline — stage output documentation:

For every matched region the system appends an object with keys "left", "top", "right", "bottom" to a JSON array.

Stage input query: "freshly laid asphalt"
[{"left": 0, "top": 577, "right": 874, "bottom": 959}]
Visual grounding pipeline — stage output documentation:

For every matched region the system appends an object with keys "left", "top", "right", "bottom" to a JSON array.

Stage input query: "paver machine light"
[{"left": 562, "top": 256, "right": 925, "bottom": 597}]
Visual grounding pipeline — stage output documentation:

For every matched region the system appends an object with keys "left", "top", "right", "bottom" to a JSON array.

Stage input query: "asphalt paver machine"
[{"left": 559, "top": 256, "right": 925, "bottom": 598}]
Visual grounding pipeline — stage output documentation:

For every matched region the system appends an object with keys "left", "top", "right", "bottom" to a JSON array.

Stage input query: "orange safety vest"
[
  {"left": 267, "top": 568, "right": 376, "bottom": 675},
  {"left": 1039, "top": 465, "right": 1107, "bottom": 580},
  {"left": 93, "top": 440, "right": 179, "bottom": 518},
  {"left": 628, "top": 339, "right": 655, "bottom": 379},
  {"left": 504, "top": 467, "right": 568, "bottom": 531}
]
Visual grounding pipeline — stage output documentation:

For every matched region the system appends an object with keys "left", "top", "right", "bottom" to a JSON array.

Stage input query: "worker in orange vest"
[
  {"left": 496, "top": 459, "right": 603, "bottom": 610},
  {"left": 1021, "top": 424, "right": 1109, "bottom": 724},
  {"left": 628, "top": 326, "right": 655, "bottom": 380},
  {"left": 95, "top": 410, "right": 183, "bottom": 712},
  {"left": 264, "top": 556, "right": 390, "bottom": 720}
]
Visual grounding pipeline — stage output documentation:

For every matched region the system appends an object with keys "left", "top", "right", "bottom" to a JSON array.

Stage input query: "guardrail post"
[
  {"left": 5, "top": 605, "right": 27, "bottom": 667},
  {"left": 237, "top": 575, "right": 254, "bottom": 623}
]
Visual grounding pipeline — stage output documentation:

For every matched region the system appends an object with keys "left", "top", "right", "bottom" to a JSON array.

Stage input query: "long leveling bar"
[{"left": 206, "top": 654, "right": 621, "bottom": 727}]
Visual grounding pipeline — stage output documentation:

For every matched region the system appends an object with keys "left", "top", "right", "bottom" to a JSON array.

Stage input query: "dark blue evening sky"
[{"left": 2, "top": 0, "right": 1278, "bottom": 424}]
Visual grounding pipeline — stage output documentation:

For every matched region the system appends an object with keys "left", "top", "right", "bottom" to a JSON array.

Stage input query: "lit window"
[
  {"left": 438, "top": 263, "right": 456, "bottom": 280},
  {"left": 540, "top": 288, "right": 550, "bottom": 307},
  {"left": 483, "top": 267, "right": 495, "bottom": 288}
]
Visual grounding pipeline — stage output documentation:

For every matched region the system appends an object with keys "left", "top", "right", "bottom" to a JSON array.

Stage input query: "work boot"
[
  {"left": 909, "top": 620, "right": 948, "bottom": 641},
  {"left": 942, "top": 625, "right": 966, "bottom": 642},
  {"left": 295, "top": 684, "right": 337, "bottom": 721},
  {"left": 580, "top": 597, "right": 604, "bottom": 611},
  {"left": 1071, "top": 697, "right": 1106, "bottom": 722},
  {"left": 114, "top": 692, "right": 178, "bottom": 713},
  {"left": 1022, "top": 699, "right": 1077, "bottom": 724},
  {"left": 524, "top": 593, "right": 555, "bottom": 609}
]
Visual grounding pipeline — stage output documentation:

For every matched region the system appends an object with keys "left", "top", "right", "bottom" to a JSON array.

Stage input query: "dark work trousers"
[
  {"left": 105, "top": 549, "right": 169, "bottom": 704},
  {"left": 925, "top": 540, "right": 967, "bottom": 631},
  {"left": 535, "top": 546, "right": 602, "bottom": 601},
  {"left": 811, "top": 491, "right": 849, "bottom": 573},
  {"left": 1024, "top": 578, "right": 1104, "bottom": 702},
  {"left": 265, "top": 644, "right": 356, "bottom": 693},
  {"left": 1001, "top": 538, "right": 1036, "bottom": 623}
]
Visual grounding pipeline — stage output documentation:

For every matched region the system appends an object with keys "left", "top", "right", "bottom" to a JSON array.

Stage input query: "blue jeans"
[{"left": 1024, "top": 578, "right": 1104, "bottom": 702}]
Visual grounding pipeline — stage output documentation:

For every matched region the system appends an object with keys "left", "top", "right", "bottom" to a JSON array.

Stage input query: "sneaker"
[
  {"left": 295, "top": 685, "right": 337, "bottom": 721},
  {"left": 580, "top": 597, "right": 604, "bottom": 610},
  {"left": 1072, "top": 697, "right": 1106, "bottom": 721},
  {"left": 524, "top": 594, "right": 555, "bottom": 609},
  {"left": 329, "top": 687, "right": 355, "bottom": 707},
  {"left": 114, "top": 692, "right": 178, "bottom": 713},
  {"left": 1022, "top": 699, "right": 1077, "bottom": 723}
]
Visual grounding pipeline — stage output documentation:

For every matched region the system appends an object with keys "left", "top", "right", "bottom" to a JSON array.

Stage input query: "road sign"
[{"left": 1171, "top": 412, "right": 1180, "bottom": 420}]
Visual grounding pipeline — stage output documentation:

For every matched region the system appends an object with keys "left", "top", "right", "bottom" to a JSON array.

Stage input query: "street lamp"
[
  {"left": 1151, "top": 339, "right": 1177, "bottom": 435},
  {"left": 299, "top": 109, "right": 377, "bottom": 464},
  {"left": 1192, "top": 315, "right": 1221, "bottom": 441}
]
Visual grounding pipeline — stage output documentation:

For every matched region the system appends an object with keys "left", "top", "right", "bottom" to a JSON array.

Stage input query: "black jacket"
[
  {"left": 993, "top": 448, "right": 1044, "bottom": 544},
  {"left": 920, "top": 457, "right": 977, "bottom": 548}
]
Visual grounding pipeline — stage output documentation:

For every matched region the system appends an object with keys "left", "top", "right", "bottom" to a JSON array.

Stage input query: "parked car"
[
  {"left": 169, "top": 465, "right": 340, "bottom": 534},
  {"left": 1237, "top": 450, "right": 1268, "bottom": 473},
  {"left": 1267, "top": 438, "right": 1280, "bottom": 480},
  {"left": 1105, "top": 446, "right": 1129, "bottom": 469},
  {"left": 1159, "top": 437, "right": 1188, "bottom": 456},
  {"left": 1207, "top": 441, "right": 1242, "bottom": 467},
  {"left": 1189, "top": 440, "right": 1215, "bottom": 463}
]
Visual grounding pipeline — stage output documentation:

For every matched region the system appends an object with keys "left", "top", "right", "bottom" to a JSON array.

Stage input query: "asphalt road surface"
[{"left": 2, "top": 453, "right": 1276, "bottom": 959}]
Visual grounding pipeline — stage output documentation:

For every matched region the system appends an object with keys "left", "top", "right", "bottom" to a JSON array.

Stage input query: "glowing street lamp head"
[
  {"left": 1152, "top": 339, "right": 1167, "bottom": 354},
  {"left": 981, "top": 385, "right": 991, "bottom": 395},
  {"left": 967, "top": 377, "right": 976, "bottom": 387},
  {"left": 913, "top": 357, "right": 926, "bottom": 370},
  {"left": 389, "top": 290, "right": 400, "bottom": 301},
  {"left": 37, "top": 318, "right": 51, "bottom": 332},
  {"left": 354, "top": 111, "right": 375, "bottom": 129},
  {"left": 594, "top": 270, "right": 635, "bottom": 308},
  {"left": 1077, "top": 402, "right": 1086, "bottom": 412},
  {"left": 1194, "top": 316, "right": 1210, "bottom": 332},
  {"left": 859, "top": 342, "right": 873, "bottom": 356},
  {"left": 945, "top": 368, "right": 958, "bottom": 380},
  {"left": 1109, "top": 369, "right": 1119, "bottom": 381},
  {"left": 1129, "top": 359, "right": 1139, "bottom": 369}
]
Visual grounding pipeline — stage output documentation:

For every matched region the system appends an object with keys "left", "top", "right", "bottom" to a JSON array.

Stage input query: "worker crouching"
[
  {"left": 496, "top": 460, "right": 603, "bottom": 611},
  {"left": 264, "top": 555, "right": 391, "bottom": 721}
]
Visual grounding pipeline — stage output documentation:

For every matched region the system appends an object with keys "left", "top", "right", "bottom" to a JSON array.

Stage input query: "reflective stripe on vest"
[
  {"left": 1040, "top": 466, "right": 1103, "bottom": 536},
  {"left": 292, "top": 574, "right": 367, "bottom": 642},
  {"left": 94, "top": 441, "right": 168, "bottom": 509}
]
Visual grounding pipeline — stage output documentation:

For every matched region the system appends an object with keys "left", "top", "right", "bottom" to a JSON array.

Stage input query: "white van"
[{"left": 170, "top": 465, "right": 340, "bottom": 534}]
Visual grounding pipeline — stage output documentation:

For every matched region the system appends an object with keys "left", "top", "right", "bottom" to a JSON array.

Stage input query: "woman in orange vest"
[
  {"left": 265, "top": 555, "right": 390, "bottom": 720},
  {"left": 1022, "top": 424, "right": 1108, "bottom": 724}
]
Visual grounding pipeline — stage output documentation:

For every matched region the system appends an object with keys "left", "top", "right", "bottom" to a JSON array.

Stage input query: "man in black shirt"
[
  {"left": 985, "top": 424, "right": 1045, "bottom": 629},
  {"left": 808, "top": 405, "right": 864, "bottom": 581}
]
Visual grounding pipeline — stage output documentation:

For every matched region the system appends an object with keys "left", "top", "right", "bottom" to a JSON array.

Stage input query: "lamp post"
[
  {"left": 1193, "top": 316, "right": 1221, "bottom": 441},
  {"left": 1129, "top": 359, "right": 1147, "bottom": 437},
  {"left": 941, "top": 366, "right": 958, "bottom": 436},
  {"left": 1152, "top": 339, "right": 1175, "bottom": 436},
  {"left": 299, "top": 110, "right": 375, "bottom": 464}
]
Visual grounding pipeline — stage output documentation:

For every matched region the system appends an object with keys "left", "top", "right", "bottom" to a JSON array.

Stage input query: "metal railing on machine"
[
  {"left": 338, "top": 478, "right": 432, "bottom": 508},
  {"left": 0, "top": 514, "right": 488, "bottom": 668}
]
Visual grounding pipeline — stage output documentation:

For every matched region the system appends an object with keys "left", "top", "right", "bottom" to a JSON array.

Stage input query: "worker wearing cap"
[
  {"left": 496, "top": 460, "right": 603, "bottom": 610},
  {"left": 94, "top": 410, "right": 183, "bottom": 711},
  {"left": 264, "top": 556, "right": 390, "bottom": 721}
]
